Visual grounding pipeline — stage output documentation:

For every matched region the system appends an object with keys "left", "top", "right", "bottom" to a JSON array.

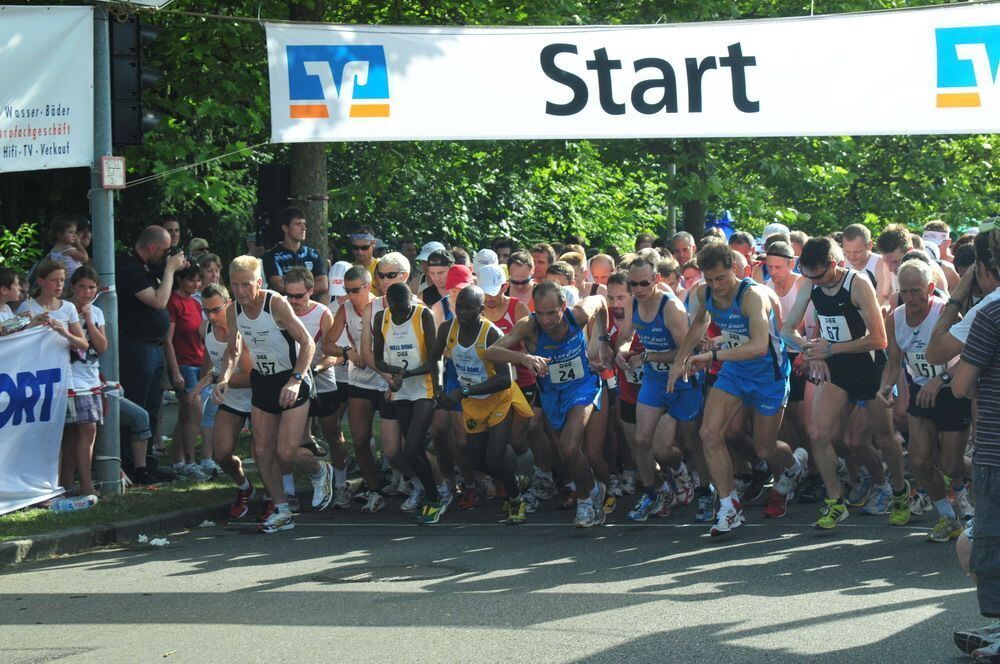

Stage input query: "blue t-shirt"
[{"left": 261, "top": 243, "right": 325, "bottom": 283}]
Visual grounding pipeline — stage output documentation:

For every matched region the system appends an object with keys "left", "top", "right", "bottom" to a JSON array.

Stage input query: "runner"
[
  {"left": 781, "top": 237, "right": 910, "bottom": 530},
  {"left": 433, "top": 285, "right": 534, "bottom": 525},
  {"left": 668, "top": 244, "right": 805, "bottom": 537},
  {"left": 213, "top": 256, "right": 332, "bottom": 534},
  {"left": 842, "top": 223, "right": 890, "bottom": 307},
  {"left": 485, "top": 280, "right": 611, "bottom": 527}
]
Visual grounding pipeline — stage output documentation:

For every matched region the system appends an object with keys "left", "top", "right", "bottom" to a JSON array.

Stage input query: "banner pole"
[{"left": 91, "top": 7, "right": 122, "bottom": 495}]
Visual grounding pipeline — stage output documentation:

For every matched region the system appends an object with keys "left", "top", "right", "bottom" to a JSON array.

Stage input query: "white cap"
[
  {"left": 416, "top": 241, "right": 446, "bottom": 262},
  {"left": 328, "top": 261, "right": 352, "bottom": 296},
  {"left": 762, "top": 222, "right": 790, "bottom": 240},
  {"left": 561, "top": 285, "right": 580, "bottom": 307},
  {"left": 473, "top": 248, "right": 499, "bottom": 274},
  {"left": 477, "top": 264, "right": 507, "bottom": 296}
]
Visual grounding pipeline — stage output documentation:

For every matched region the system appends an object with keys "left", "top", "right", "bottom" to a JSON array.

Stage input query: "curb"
[{"left": 0, "top": 501, "right": 231, "bottom": 570}]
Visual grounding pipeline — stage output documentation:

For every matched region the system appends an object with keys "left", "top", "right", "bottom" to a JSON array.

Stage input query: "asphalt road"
[{"left": 0, "top": 493, "right": 984, "bottom": 664}]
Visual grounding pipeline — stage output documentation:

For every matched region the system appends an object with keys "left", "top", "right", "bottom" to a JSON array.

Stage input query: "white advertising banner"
[
  {"left": 266, "top": 4, "right": 999, "bottom": 143},
  {"left": 0, "top": 6, "right": 94, "bottom": 173},
  {"left": 0, "top": 326, "right": 71, "bottom": 515}
]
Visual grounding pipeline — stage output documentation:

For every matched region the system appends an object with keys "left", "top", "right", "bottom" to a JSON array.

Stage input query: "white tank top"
[
  {"left": 298, "top": 302, "right": 338, "bottom": 394},
  {"left": 344, "top": 297, "right": 387, "bottom": 391},
  {"left": 765, "top": 275, "right": 801, "bottom": 324},
  {"left": 893, "top": 296, "right": 951, "bottom": 386},
  {"left": 236, "top": 291, "right": 298, "bottom": 376},
  {"left": 447, "top": 319, "right": 500, "bottom": 400},
  {"left": 204, "top": 322, "right": 252, "bottom": 413},
  {"left": 328, "top": 299, "right": 350, "bottom": 384},
  {"left": 381, "top": 303, "right": 434, "bottom": 401}
]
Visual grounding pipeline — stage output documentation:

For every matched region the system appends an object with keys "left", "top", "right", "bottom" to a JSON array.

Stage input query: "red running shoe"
[
  {"left": 458, "top": 486, "right": 478, "bottom": 510},
  {"left": 763, "top": 490, "right": 789, "bottom": 519},
  {"left": 256, "top": 500, "right": 275, "bottom": 523},
  {"left": 229, "top": 484, "right": 255, "bottom": 519}
]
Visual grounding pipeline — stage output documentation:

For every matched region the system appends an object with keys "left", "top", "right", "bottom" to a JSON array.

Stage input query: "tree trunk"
[{"left": 680, "top": 139, "right": 706, "bottom": 238}]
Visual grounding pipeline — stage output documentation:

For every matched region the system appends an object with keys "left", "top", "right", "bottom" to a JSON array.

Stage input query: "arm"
[
  {"left": 466, "top": 327, "right": 512, "bottom": 396},
  {"left": 211, "top": 306, "right": 240, "bottom": 404},
  {"left": 321, "top": 304, "right": 351, "bottom": 364},
  {"left": 362, "top": 304, "right": 390, "bottom": 381},
  {"left": 269, "top": 294, "right": 316, "bottom": 407},
  {"left": 311, "top": 309, "right": 340, "bottom": 375},
  {"left": 64, "top": 244, "right": 90, "bottom": 263},
  {"left": 951, "top": 360, "right": 981, "bottom": 400},
  {"left": 371, "top": 310, "right": 400, "bottom": 376},
  {"left": 570, "top": 294, "right": 605, "bottom": 329},
  {"left": 80, "top": 304, "right": 107, "bottom": 354},
  {"left": 952, "top": 308, "right": 999, "bottom": 399},
  {"left": 134, "top": 252, "right": 186, "bottom": 310},
  {"left": 877, "top": 312, "right": 902, "bottom": 406},
  {"left": 780, "top": 280, "right": 814, "bottom": 352},
  {"left": 926, "top": 267, "right": 975, "bottom": 364},
  {"left": 484, "top": 317, "right": 549, "bottom": 376},
  {"left": 667, "top": 285, "right": 712, "bottom": 391},
  {"left": 163, "top": 321, "right": 183, "bottom": 390},
  {"left": 583, "top": 295, "right": 613, "bottom": 370},
  {"left": 314, "top": 275, "right": 330, "bottom": 306},
  {"left": 266, "top": 275, "right": 285, "bottom": 293},
  {"left": 228, "top": 340, "right": 252, "bottom": 389},
  {"left": 876, "top": 257, "right": 892, "bottom": 309}
]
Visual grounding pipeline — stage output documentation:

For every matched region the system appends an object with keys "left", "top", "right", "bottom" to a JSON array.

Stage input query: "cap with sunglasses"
[
  {"left": 426, "top": 248, "right": 455, "bottom": 267},
  {"left": 416, "top": 241, "right": 446, "bottom": 262},
  {"left": 445, "top": 264, "right": 475, "bottom": 291},
  {"left": 328, "top": 260, "right": 353, "bottom": 296}
]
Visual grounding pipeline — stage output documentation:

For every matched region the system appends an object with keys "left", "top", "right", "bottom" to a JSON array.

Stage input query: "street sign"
[{"left": 100, "top": 155, "right": 126, "bottom": 189}]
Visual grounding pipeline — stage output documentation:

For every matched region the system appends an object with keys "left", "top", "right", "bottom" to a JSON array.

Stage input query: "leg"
[
  {"left": 584, "top": 386, "right": 611, "bottom": 485},
  {"left": 348, "top": 396, "right": 381, "bottom": 490},
  {"left": 484, "top": 412, "right": 519, "bottom": 496},
  {"left": 632, "top": 403, "right": 667, "bottom": 489},
  {"left": 401, "top": 400, "right": 439, "bottom": 502},
  {"left": 866, "top": 400, "right": 905, "bottom": 493},
  {"left": 59, "top": 426, "right": 75, "bottom": 491},
  {"left": 556, "top": 404, "right": 597, "bottom": 497},
  {"left": 251, "top": 408, "right": 284, "bottom": 504},
  {"left": 75, "top": 421, "right": 98, "bottom": 496},
  {"left": 213, "top": 409, "right": 248, "bottom": 486},
  {"left": 908, "top": 416, "right": 946, "bottom": 501},
  {"left": 698, "top": 388, "right": 746, "bottom": 497},
  {"left": 808, "top": 382, "right": 852, "bottom": 500},
  {"left": 277, "top": 403, "right": 317, "bottom": 476}
]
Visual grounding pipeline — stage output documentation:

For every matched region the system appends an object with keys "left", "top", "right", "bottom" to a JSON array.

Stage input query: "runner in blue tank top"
[
  {"left": 486, "top": 280, "right": 612, "bottom": 529},
  {"left": 669, "top": 244, "right": 805, "bottom": 538},
  {"left": 611, "top": 252, "right": 704, "bottom": 522}
]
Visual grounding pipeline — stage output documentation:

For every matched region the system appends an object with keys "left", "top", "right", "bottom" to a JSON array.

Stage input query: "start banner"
[
  {"left": 0, "top": 326, "right": 71, "bottom": 515},
  {"left": 0, "top": 6, "right": 93, "bottom": 173},
  {"left": 266, "top": 4, "right": 999, "bottom": 143}
]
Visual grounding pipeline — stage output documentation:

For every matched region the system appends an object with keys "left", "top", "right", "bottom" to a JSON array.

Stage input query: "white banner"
[
  {"left": 0, "top": 6, "right": 93, "bottom": 173},
  {"left": 267, "top": 4, "right": 999, "bottom": 143},
  {"left": 0, "top": 326, "right": 71, "bottom": 515}
]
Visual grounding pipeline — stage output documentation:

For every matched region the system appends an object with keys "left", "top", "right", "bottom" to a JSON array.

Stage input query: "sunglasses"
[
  {"left": 377, "top": 271, "right": 402, "bottom": 280},
  {"left": 202, "top": 305, "right": 225, "bottom": 314},
  {"left": 285, "top": 291, "right": 309, "bottom": 300},
  {"left": 801, "top": 265, "right": 830, "bottom": 281},
  {"left": 627, "top": 279, "right": 653, "bottom": 288},
  {"left": 351, "top": 244, "right": 372, "bottom": 251},
  {"left": 509, "top": 278, "right": 532, "bottom": 286},
  {"left": 345, "top": 286, "right": 365, "bottom": 294}
]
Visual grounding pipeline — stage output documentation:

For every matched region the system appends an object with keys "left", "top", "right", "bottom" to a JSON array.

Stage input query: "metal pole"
[
  {"left": 91, "top": 7, "right": 122, "bottom": 495},
  {"left": 668, "top": 162, "right": 678, "bottom": 237}
]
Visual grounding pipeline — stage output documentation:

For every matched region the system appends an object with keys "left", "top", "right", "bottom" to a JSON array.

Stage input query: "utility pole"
[{"left": 91, "top": 7, "right": 122, "bottom": 494}]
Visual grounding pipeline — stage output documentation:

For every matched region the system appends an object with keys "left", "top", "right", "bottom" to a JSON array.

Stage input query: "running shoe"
[
  {"left": 861, "top": 484, "right": 891, "bottom": 515},
  {"left": 710, "top": 500, "right": 744, "bottom": 537},
  {"left": 694, "top": 487, "right": 717, "bottom": 523},
  {"left": 608, "top": 473, "right": 623, "bottom": 498},
  {"left": 178, "top": 462, "right": 210, "bottom": 483},
  {"left": 627, "top": 492, "right": 664, "bottom": 522},
  {"left": 654, "top": 490, "right": 672, "bottom": 518},
  {"left": 477, "top": 475, "right": 497, "bottom": 500},
  {"left": 359, "top": 491, "right": 386, "bottom": 514},
  {"left": 229, "top": 484, "right": 255, "bottom": 519},
  {"left": 955, "top": 622, "right": 1000, "bottom": 655},
  {"left": 310, "top": 461, "right": 334, "bottom": 511},
  {"left": 559, "top": 486, "right": 578, "bottom": 510},
  {"left": 815, "top": 498, "right": 848, "bottom": 530},
  {"left": 381, "top": 472, "right": 405, "bottom": 496},
  {"left": 956, "top": 489, "right": 976, "bottom": 521},
  {"left": 973, "top": 641, "right": 1000, "bottom": 663},
  {"left": 257, "top": 508, "right": 294, "bottom": 534},
  {"left": 603, "top": 494, "right": 617, "bottom": 514},
  {"left": 740, "top": 469, "right": 770, "bottom": 503},
  {"left": 927, "top": 515, "right": 962, "bottom": 543},
  {"left": 458, "top": 486, "right": 478, "bottom": 510},
  {"left": 532, "top": 473, "right": 557, "bottom": 501},
  {"left": 797, "top": 474, "right": 824, "bottom": 504},
  {"left": 910, "top": 489, "right": 932, "bottom": 515},
  {"left": 889, "top": 481, "right": 912, "bottom": 526},
  {"left": 763, "top": 489, "right": 790, "bottom": 519},
  {"left": 419, "top": 498, "right": 449, "bottom": 525},
  {"left": 333, "top": 485, "right": 351, "bottom": 509},
  {"left": 506, "top": 496, "right": 527, "bottom": 525},
  {"left": 286, "top": 494, "right": 301, "bottom": 514},
  {"left": 524, "top": 488, "right": 539, "bottom": 514},
  {"left": 592, "top": 482, "right": 607, "bottom": 526},
  {"left": 673, "top": 468, "right": 695, "bottom": 506},
  {"left": 256, "top": 500, "right": 275, "bottom": 523},
  {"left": 846, "top": 468, "right": 874, "bottom": 508},
  {"left": 401, "top": 483, "right": 425, "bottom": 513},
  {"left": 199, "top": 458, "right": 222, "bottom": 478},
  {"left": 574, "top": 500, "right": 597, "bottom": 528},
  {"left": 621, "top": 471, "right": 638, "bottom": 496}
]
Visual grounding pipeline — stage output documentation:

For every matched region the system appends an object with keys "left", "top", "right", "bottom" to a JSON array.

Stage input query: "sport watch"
[
  {"left": 940, "top": 371, "right": 953, "bottom": 385},
  {"left": 460, "top": 385, "right": 471, "bottom": 397},
  {"left": 292, "top": 372, "right": 304, "bottom": 382}
]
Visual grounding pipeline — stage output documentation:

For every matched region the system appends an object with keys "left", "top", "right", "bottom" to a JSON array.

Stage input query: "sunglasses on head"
[
  {"left": 344, "top": 286, "right": 365, "bottom": 294},
  {"left": 509, "top": 278, "right": 532, "bottom": 286},
  {"left": 627, "top": 279, "right": 653, "bottom": 288},
  {"left": 377, "top": 271, "right": 402, "bottom": 280},
  {"left": 285, "top": 291, "right": 309, "bottom": 300},
  {"left": 351, "top": 244, "right": 372, "bottom": 251}
]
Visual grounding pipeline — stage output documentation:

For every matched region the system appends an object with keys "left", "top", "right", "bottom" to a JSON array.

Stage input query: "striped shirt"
[{"left": 962, "top": 300, "right": 1000, "bottom": 468}]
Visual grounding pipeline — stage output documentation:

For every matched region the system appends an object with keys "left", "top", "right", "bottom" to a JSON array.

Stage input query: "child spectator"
[
  {"left": 17, "top": 260, "right": 88, "bottom": 353},
  {"left": 0, "top": 267, "right": 21, "bottom": 322},
  {"left": 47, "top": 215, "right": 90, "bottom": 280}
]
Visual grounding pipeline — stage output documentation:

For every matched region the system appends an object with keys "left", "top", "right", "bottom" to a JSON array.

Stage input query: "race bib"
[
  {"left": 722, "top": 330, "right": 750, "bottom": 349},
  {"left": 625, "top": 365, "right": 644, "bottom": 384},
  {"left": 389, "top": 346, "right": 419, "bottom": 371},
  {"left": 906, "top": 351, "right": 943, "bottom": 380},
  {"left": 550, "top": 356, "right": 584, "bottom": 384},
  {"left": 818, "top": 315, "right": 850, "bottom": 343},
  {"left": 254, "top": 353, "right": 277, "bottom": 375},
  {"left": 646, "top": 361, "right": 671, "bottom": 373},
  {"left": 605, "top": 374, "right": 619, "bottom": 390}
]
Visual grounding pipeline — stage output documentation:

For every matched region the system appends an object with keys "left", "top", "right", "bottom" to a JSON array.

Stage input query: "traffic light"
[{"left": 110, "top": 15, "right": 163, "bottom": 145}]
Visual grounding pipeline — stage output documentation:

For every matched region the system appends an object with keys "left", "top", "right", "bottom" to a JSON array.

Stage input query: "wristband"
[
  {"left": 597, "top": 334, "right": 611, "bottom": 342},
  {"left": 711, "top": 349, "right": 718, "bottom": 362},
  {"left": 947, "top": 297, "right": 963, "bottom": 309}
]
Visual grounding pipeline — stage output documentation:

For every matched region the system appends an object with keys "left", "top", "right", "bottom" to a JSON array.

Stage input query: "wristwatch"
[
  {"left": 460, "top": 385, "right": 471, "bottom": 397},
  {"left": 292, "top": 372, "right": 304, "bottom": 382},
  {"left": 597, "top": 334, "right": 611, "bottom": 342},
  {"left": 640, "top": 351, "right": 649, "bottom": 363},
  {"left": 341, "top": 346, "right": 352, "bottom": 365},
  {"left": 940, "top": 371, "right": 953, "bottom": 385}
]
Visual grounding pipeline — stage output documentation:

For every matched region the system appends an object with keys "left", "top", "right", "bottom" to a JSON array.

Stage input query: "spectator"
[
  {"left": 197, "top": 253, "right": 223, "bottom": 287},
  {"left": 530, "top": 243, "right": 556, "bottom": 282},
  {"left": 728, "top": 230, "right": 757, "bottom": 263},
  {"left": 16, "top": 260, "right": 88, "bottom": 354},
  {"left": 0, "top": 267, "right": 21, "bottom": 322},
  {"left": 245, "top": 232, "right": 264, "bottom": 258},
  {"left": 115, "top": 225, "right": 187, "bottom": 475},
  {"left": 346, "top": 224, "right": 380, "bottom": 293},
  {"left": 162, "top": 215, "right": 182, "bottom": 251},
  {"left": 262, "top": 207, "right": 329, "bottom": 304},
  {"left": 681, "top": 259, "right": 702, "bottom": 290},
  {"left": 46, "top": 214, "right": 90, "bottom": 280},
  {"left": 374, "top": 238, "right": 389, "bottom": 259},
  {"left": 671, "top": 231, "right": 696, "bottom": 265},
  {"left": 876, "top": 223, "right": 914, "bottom": 276},
  {"left": 189, "top": 237, "right": 210, "bottom": 261},
  {"left": 77, "top": 217, "right": 93, "bottom": 256}
]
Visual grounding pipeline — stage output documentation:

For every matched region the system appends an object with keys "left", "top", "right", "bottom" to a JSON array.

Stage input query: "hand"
[
  {"left": 187, "top": 387, "right": 204, "bottom": 406},
  {"left": 165, "top": 251, "right": 188, "bottom": 273},
  {"left": 520, "top": 354, "right": 550, "bottom": 378},
  {"left": 347, "top": 348, "right": 364, "bottom": 368},
  {"left": 212, "top": 382, "right": 229, "bottom": 404},
  {"left": 591, "top": 342, "right": 613, "bottom": 372},
  {"left": 876, "top": 383, "right": 895, "bottom": 408},
  {"left": 614, "top": 351, "right": 631, "bottom": 373},
  {"left": 627, "top": 353, "right": 644, "bottom": 370},
  {"left": 172, "top": 372, "right": 186, "bottom": 392},
  {"left": 279, "top": 379, "right": 301, "bottom": 408},
  {"left": 77, "top": 302, "right": 92, "bottom": 318},
  {"left": 792, "top": 352, "right": 808, "bottom": 377},
  {"left": 803, "top": 339, "right": 833, "bottom": 361},
  {"left": 666, "top": 358, "right": 687, "bottom": 393},
  {"left": 389, "top": 373, "right": 403, "bottom": 392},
  {"left": 951, "top": 265, "right": 975, "bottom": 302},
  {"left": 684, "top": 352, "right": 712, "bottom": 376},
  {"left": 807, "top": 359, "right": 831, "bottom": 384},
  {"left": 438, "top": 388, "right": 462, "bottom": 408},
  {"left": 916, "top": 377, "right": 943, "bottom": 409}
]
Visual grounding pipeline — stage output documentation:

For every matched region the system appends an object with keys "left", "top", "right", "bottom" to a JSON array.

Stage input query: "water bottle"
[{"left": 50, "top": 495, "right": 98, "bottom": 513}]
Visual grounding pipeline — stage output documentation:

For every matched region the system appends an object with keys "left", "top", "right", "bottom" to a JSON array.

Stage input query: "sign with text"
[
  {"left": 0, "top": 6, "right": 94, "bottom": 172},
  {"left": 0, "top": 326, "right": 71, "bottom": 515},
  {"left": 266, "top": 4, "right": 999, "bottom": 143}
]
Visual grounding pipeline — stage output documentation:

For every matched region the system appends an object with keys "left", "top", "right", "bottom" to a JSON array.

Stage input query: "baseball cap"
[
  {"left": 477, "top": 264, "right": 507, "bottom": 296},
  {"left": 765, "top": 241, "right": 795, "bottom": 260},
  {"left": 417, "top": 241, "right": 447, "bottom": 262},
  {"left": 426, "top": 248, "right": 455, "bottom": 267},
  {"left": 472, "top": 248, "right": 499, "bottom": 274},
  {"left": 328, "top": 260, "right": 352, "bottom": 296},
  {"left": 445, "top": 264, "right": 475, "bottom": 291},
  {"left": 762, "top": 222, "right": 791, "bottom": 240}
]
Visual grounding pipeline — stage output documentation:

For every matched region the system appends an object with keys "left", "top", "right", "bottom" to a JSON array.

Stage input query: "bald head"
[
  {"left": 134, "top": 225, "right": 171, "bottom": 266},
  {"left": 457, "top": 285, "right": 485, "bottom": 308}
]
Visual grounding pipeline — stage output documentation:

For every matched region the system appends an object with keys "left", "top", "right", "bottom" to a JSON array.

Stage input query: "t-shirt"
[
  {"left": 961, "top": 300, "right": 1000, "bottom": 468},
  {"left": 261, "top": 243, "right": 325, "bottom": 284},
  {"left": 72, "top": 305, "right": 106, "bottom": 391},
  {"left": 17, "top": 298, "right": 80, "bottom": 327},
  {"left": 116, "top": 251, "right": 170, "bottom": 343},
  {"left": 949, "top": 288, "right": 1000, "bottom": 344},
  {"left": 167, "top": 291, "right": 205, "bottom": 367},
  {"left": 48, "top": 247, "right": 83, "bottom": 280},
  {"left": 0, "top": 303, "right": 13, "bottom": 322}
]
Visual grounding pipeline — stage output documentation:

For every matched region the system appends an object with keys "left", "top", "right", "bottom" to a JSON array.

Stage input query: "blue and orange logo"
[
  {"left": 935, "top": 26, "right": 999, "bottom": 108},
  {"left": 287, "top": 45, "right": 390, "bottom": 119}
]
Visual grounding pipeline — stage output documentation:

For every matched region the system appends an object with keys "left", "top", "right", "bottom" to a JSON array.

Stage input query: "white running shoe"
[
  {"left": 861, "top": 484, "right": 892, "bottom": 515},
  {"left": 621, "top": 471, "right": 638, "bottom": 496},
  {"left": 955, "top": 489, "right": 975, "bottom": 521},
  {"left": 181, "top": 463, "right": 210, "bottom": 482},
  {"left": 333, "top": 485, "right": 351, "bottom": 509},
  {"left": 608, "top": 473, "right": 623, "bottom": 498},
  {"left": 258, "top": 508, "right": 294, "bottom": 534},
  {"left": 360, "top": 491, "right": 386, "bottom": 513},
  {"left": 673, "top": 468, "right": 695, "bottom": 506},
  {"left": 910, "top": 490, "right": 932, "bottom": 515},
  {"left": 310, "top": 461, "right": 334, "bottom": 511},
  {"left": 401, "top": 482, "right": 426, "bottom": 513},
  {"left": 199, "top": 458, "right": 222, "bottom": 478},
  {"left": 574, "top": 500, "right": 597, "bottom": 528},
  {"left": 710, "top": 500, "right": 744, "bottom": 537}
]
